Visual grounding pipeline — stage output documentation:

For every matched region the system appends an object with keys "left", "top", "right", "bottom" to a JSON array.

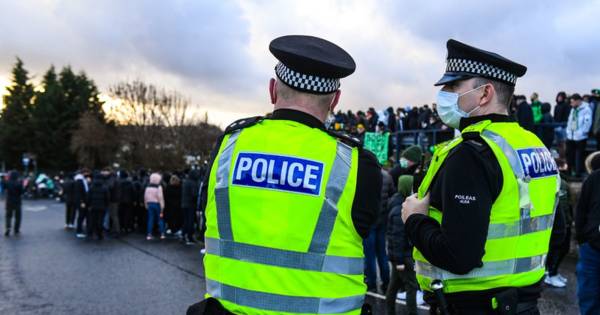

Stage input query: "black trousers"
[
  {"left": 119, "top": 202, "right": 133, "bottom": 231},
  {"left": 5, "top": 204, "right": 21, "bottom": 232},
  {"left": 76, "top": 206, "right": 88, "bottom": 234},
  {"left": 386, "top": 258, "right": 418, "bottom": 315},
  {"left": 65, "top": 203, "right": 76, "bottom": 225},
  {"left": 87, "top": 208, "right": 104, "bottom": 239},
  {"left": 183, "top": 207, "right": 195, "bottom": 239},
  {"left": 547, "top": 226, "right": 572, "bottom": 275},
  {"left": 566, "top": 139, "right": 587, "bottom": 176}
]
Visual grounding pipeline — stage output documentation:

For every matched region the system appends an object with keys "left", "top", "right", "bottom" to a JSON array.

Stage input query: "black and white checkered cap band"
[
  {"left": 275, "top": 62, "right": 340, "bottom": 94},
  {"left": 446, "top": 58, "right": 517, "bottom": 85}
]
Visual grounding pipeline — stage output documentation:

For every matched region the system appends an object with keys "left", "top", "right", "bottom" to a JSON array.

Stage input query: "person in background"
[
  {"left": 544, "top": 165, "right": 572, "bottom": 287},
  {"left": 4, "top": 171, "right": 24, "bottom": 237},
  {"left": 544, "top": 173, "right": 567, "bottom": 287},
  {"left": 515, "top": 95, "right": 535, "bottom": 133},
  {"left": 539, "top": 102, "right": 555, "bottom": 149},
  {"left": 389, "top": 145, "right": 422, "bottom": 189},
  {"left": 74, "top": 172, "right": 89, "bottom": 238},
  {"left": 164, "top": 174, "right": 183, "bottom": 236},
  {"left": 144, "top": 172, "right": 165, "bottom": 240},
  {"left": 387, "top": 106, "right": 397, "bottom": 133},
  {"left": 118, "top": 171, "right": 135, "bottom": 233},
  {"left": 62, "top": 172, "right": 76, "bottom": 229},
  {"left": 87, "top": 173, "right": 109, "bottom": 240},
  {"left": 181, "top": 169, "right": 200, "bottom": 245},
  {"left": 554, "top": 92, "right": 570, "bottom": 159},
  {"left": 530, "top": 92, "right": 542, "bottom": 125},
  {"left": 566, "top": 93, "right": 592, "bottom": 177},
  {"left": 105, "top": 170, "right": 120, "bottom": 235},
  {"left": 575, "top": 152, "right": 600, "bottom": 315},
  {"left": 355, "top": 123, "right": 366, "bottom": 143},
  {"left": 386, "top": 175, "right": 418, "bottom": 315},
  {"left": 364, "top": 167, "right": 393, "bottom": 293}
]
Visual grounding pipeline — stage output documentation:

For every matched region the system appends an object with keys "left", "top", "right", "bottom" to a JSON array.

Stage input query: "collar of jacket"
[
  {"left": 271, "top": 109, "right": 326, "bottom": 131},
  {"left": 459, "top": 113, "right": 514, "bottom": 132}
]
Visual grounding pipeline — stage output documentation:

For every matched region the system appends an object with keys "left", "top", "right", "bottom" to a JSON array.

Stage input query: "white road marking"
[
  {"left": 365, "top": 291, "right": 430, "bottom": 310},
  {"left": 23, "top": 205, "right": 48, "bottom": 212}
]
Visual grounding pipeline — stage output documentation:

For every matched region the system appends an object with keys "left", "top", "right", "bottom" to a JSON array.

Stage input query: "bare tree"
[
  {"left": 107, "top": 80, "right": 221, "bottom": 170},
  {"left": 70, "top": 111, "right": 118, "bottom": 169}
]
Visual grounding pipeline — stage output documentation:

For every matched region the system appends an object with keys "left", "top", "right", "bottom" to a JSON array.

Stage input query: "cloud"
[{"left": 0, "top": 0, "right": 599, "bottom": 126}]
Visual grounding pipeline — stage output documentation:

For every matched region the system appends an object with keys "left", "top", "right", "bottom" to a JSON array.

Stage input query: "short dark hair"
[{"left": 472, "top": 77, "right": 515, "bottom": 107}]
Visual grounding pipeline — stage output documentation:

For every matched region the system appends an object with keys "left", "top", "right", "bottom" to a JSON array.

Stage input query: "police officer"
[
  {"left": 401, "top": 39, "right": 560, "bottom": 315},
  {"left": 188, "top": 35, "right": 382, "bottom": 315}
]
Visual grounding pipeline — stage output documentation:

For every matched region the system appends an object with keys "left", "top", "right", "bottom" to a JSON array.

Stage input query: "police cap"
[
  {"left": 435, "top": 39, "right": 527, "bottom": 87},
  {"left": 269, "top": 35, "right": 356, "bottom": 94}
]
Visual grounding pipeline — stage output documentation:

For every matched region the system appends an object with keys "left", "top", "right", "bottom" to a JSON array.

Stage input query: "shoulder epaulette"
[
  {"left": 224, "top": 116, "right": 264, "bottom": 134},
  {"left": 326, "top": 130, "right": 362, "bottom": 148}
]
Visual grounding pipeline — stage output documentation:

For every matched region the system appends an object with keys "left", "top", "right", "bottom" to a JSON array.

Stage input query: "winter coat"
[
  {"left": 73, "top": 175, "right": 88, "bottom": 206},
  {"left": 386, "top": 193, "right": 413, "bottom": 263},
  {"left": 566, "top": 102, "right": 593, "bottom": 141},
  {"left": 377, "top": 170, "right": 394, "bottom": 226},
  {"left": 118, "top": 179, "right": 135, "bottom": 204},
  {"left": 181, "top": 171, "right": 200, "bottom": 210},
  {"left": 87, "top": 181, "right": 110, "bottom": 210},
  {"left": 5, "top": 171, "right": 23, "bottom": 208}
]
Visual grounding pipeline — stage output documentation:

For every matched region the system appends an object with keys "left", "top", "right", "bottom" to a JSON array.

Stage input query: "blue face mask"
[{"left": 436, "top": 85, "right": 487, "bottom": 129}]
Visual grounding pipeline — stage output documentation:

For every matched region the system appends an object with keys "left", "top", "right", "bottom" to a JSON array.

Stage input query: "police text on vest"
[
  {"left": 232, "top": 152, "right": 324, "bottom": 195},
  {"left": 516, "top": 147, "right": 558, "bottom": 179}
]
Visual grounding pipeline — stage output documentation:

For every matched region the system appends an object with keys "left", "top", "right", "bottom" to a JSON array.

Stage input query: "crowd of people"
[
  {"left": 325, "top": 89, "right": 600, "bottom": 177},
  {"left": 1, "top": 168, "right": 208, "bottom": 244}
]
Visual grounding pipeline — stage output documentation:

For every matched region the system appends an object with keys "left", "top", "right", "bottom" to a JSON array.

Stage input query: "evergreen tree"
[
  {"left": 28, "top": 66, "right": 106, "bottom": 171},
  {"left": 31, "top": 66, "right": 70, "bottom": 170},
  {"left": 0, "top": 58, "right": 34, "bottom": 169}
]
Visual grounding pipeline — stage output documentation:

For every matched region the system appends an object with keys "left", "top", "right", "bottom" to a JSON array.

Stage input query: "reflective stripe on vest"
[
  {"left": 417, "top": 254, "right": 545, "bottom": 280},
  {"left": 207, "top": 279, "right": 364, "bottom": 314},
  {"left": 415, "top": 128, "right": 557, "bottom": 281}
]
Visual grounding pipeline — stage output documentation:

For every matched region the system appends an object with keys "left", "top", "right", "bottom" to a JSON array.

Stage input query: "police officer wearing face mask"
[
  {"left": 401, "top": 39, "right": 560, "bottom": 315},
  {"left": 187, "top": 35, "right": 382, "bottom": 315}
]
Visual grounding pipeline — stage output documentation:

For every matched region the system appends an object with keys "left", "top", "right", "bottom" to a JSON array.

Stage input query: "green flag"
[{"left": 364, "top": 132, "right": 389, "bottom": 164}]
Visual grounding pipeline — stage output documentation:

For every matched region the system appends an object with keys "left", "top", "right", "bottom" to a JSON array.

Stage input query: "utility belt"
[{"left": 429, "top": 282, "right": 538, "bottom": 315}]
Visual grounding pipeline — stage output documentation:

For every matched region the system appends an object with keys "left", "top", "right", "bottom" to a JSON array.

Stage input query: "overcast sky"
[{"left": 1, "top": 0, "right": 598, "bottom": 127}]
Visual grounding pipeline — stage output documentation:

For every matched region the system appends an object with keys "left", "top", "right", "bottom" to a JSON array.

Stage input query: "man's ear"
[
  {"left": 329, "top": 90, "right": 341, "bottom": 112},
  {"left": 480, "top": 84, "right": 494, "bottom": 106},
  {"left": 269, "top": 78, "right": 277, "bottom": 104}
]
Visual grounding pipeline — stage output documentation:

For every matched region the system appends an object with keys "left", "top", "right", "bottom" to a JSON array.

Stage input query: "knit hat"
[
  {"left": 585, "top": 151, "right": 600, "bottom": 174},
  {"left": 401, "top": 145, "right": 423, "bottom": 164},
  {"left": 398, "top": 175, "right": 414, "bottom": 198}
]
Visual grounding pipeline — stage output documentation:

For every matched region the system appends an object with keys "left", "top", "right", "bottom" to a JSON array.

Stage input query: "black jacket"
[
  {"left": 377, "top": 170, "right": 394, "bottom": 226},
  {"left": 386, "top": 193, "right": 412, "bottom": 264},
  {"left": 406, "top": 114, "right": 542, "bottom": 306},
  {"left": 575, "top": 170, "right": 600, "bottom": 251},
  {"left": 87, "top": 181, "right": 109, "bottom": 210},
  {"left": 106, "top": 176, "right": 119, "bottom": 203},
  {"left": 182, "top": 172, "right": 200, "bottom": 210},
  {"left": 73, "top": 179, "right": 88, "bottom": 206},
  {"left": 165, "top": 183, "right": 183, "bottom": 220},
  {"left": 553, "top": 101, "right": 571, "bottom": 123},
  {"left": 516, "top": 102, "right": 534, "bottom": 133},
  {"left": 5, "top": 172, "right": 23, "bottom": 208},
  {"left": 118, "top": 179, "right": 135, "bottom": 204},
  {"left": 62, "top": 178, "right": 75, "bottom": 205}
]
